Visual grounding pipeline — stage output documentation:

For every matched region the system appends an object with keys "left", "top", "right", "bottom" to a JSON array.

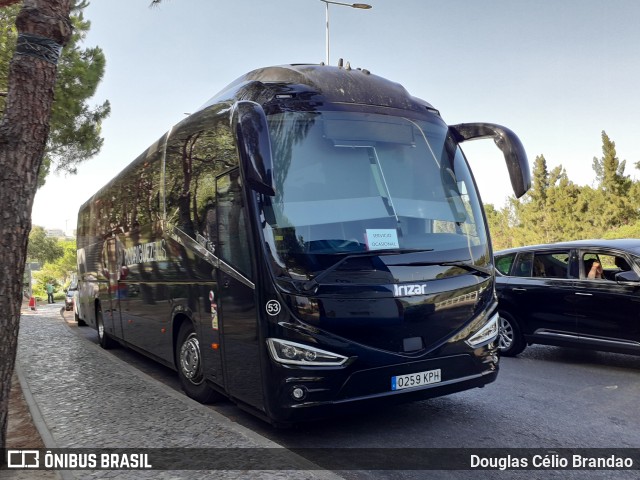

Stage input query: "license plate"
[{"left": 391, "top": 369, "right": 442, "bottom": 391}]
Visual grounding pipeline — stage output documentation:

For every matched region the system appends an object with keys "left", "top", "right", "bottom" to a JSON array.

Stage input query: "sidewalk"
[{"left": 10, "top": 303, "right": 344, "bottom": 480}]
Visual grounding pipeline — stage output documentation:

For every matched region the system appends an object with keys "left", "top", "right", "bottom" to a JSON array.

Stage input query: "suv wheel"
[{"left": 498, "top": 311, "right": 525, "bottom": 356}]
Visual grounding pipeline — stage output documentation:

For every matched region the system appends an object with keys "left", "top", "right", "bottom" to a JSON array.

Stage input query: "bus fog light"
[
  {"left": 291, "top": 386, "right": 307, "bottom": 401},
  {"left": 267, "top": 338, "right": 348, "bottom": 366},
  {"left": 466, "top": 313, "right": 499, "bottom": 348}
]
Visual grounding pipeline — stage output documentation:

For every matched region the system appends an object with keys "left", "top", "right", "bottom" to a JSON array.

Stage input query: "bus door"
[
  {"left": 215, "top": 169, "right": 264, "bottom": 412},
  {"left": 101, "top": 236, "right": 125, "bottom": 340}
]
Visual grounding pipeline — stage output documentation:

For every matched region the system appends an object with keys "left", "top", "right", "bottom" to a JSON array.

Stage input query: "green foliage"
[
  {"left": 51, "top": 239, "right": 78, "bottom": 286},
  {"left": 30, "top": 238, "right": 77, "bottom": 298},
  {"left": 485, "top": 203, "right": 518, "bottom": 251},
  {"left": 589, "top": 131, "right": 635, "bottom": 230},
  {"left": 47, "top": 4, "right": 111, "bottom": 178},
  {"left": 27, "top": 226, "right": 64, "bottom": 265},
  {"left": 0, "top": 1, "right": 110, "bottom": 187},
  {"left": 490, "top": 131, "right": 640, "bottom": 251},
  {"left": 39, "top": 239, "right": 78, "bottom": 284},
  {"left": 592, "top": 131, "right": 630, "bottom": 195},
  {"left": 32, "top": 266, "right": 62, "bottom": 299},
  {"left": 603, "top": 221, "right": 640, "bottom": 240}
]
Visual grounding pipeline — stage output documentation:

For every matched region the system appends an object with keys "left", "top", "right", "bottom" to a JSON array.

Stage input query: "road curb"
[{"left": 14, "top": 359, "right": 73, "bottom": 480}]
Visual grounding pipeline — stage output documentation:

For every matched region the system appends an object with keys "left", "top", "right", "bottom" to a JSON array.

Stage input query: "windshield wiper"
[
  {"left": 441, "top": 261, "right": 492, "bottom": 277},
  {"left": 390, "top": 260, "right": 492, "bottom": 277},
  {"left": 401, "top": 262, "right": 492, "bottom": 277},
  {"left": 301, "top": 249, "right": 434, "bottom": 293}
]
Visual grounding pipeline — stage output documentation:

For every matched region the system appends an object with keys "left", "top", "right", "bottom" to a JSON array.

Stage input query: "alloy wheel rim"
[
  {"left": 180, "top": 333, "right": 204, "bottom": 385},
  {"left": 498, "top": 316, "right": 513, "bottom": 350}
]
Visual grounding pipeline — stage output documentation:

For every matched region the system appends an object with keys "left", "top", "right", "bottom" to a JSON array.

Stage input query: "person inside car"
[
  {"left": 585, "top": 259, "right": 603, "bottom": 279},
  {"left": 533, "top": 258, "right": 546, "bottom": 277}
]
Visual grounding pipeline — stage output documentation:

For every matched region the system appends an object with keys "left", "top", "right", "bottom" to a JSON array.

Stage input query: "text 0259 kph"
[{"left": 391, "top": 368, "right": 442, "bottom": 391}]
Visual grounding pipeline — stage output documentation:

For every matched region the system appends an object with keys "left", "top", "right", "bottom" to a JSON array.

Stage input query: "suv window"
[
  {"left": 512, "top": 250, "right": 570, "bottom": 278},
  {"left": 513, "top": 252, "right": 533, "bottom": 277},
  {"left": 495, "top": 254, "right": 516, "bottom": 275},
  {"left": 581, "top": 251, "right": 629, "bottom": 281},
  {"left": 534, "top": 252, "right": 569, "bottom": 279}
]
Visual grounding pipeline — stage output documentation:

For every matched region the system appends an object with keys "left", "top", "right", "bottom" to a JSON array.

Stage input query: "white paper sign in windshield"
[{"left": 365, "top": 229, "right": 400, "bottom": 251}]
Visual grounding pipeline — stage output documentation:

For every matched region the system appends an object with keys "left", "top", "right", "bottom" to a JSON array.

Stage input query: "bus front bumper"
[{"left": 265, "top": 350, "right": 499, "bottom": 424}]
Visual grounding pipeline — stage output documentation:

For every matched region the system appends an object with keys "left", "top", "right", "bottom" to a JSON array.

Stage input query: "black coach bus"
[{"left": 76, "top": 63, "right": 530, "bottom": 424}]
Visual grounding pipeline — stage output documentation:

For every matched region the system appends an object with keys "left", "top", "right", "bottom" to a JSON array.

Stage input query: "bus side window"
[
  {"left": 165, "top": 106, "right": 239, "bottom": 242},
  {"left": 217, "top": 169, "right": 253, "bottom": 278}
]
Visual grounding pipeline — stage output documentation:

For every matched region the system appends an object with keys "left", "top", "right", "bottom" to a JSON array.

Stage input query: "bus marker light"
[{"left": 212, "top": 343, "right": 219, "bottom": 350}]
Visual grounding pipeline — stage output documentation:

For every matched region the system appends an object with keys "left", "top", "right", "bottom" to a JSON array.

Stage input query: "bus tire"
[
  {"left": 176, "top": 322, "right": 220, "bottom": 403},
  {"left": 498, "top": 311, "right": 525, "bottom": 357},
  {"left": 97, "top": 310, "right": 116, "bottom": 349},
  {"left": 76, "top": 311, "right": 86, "bottom": 326}
]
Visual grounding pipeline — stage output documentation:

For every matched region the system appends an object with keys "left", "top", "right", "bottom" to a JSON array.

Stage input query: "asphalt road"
[{"left": 67, "top": 312, "right": 640, "bottom": 479}]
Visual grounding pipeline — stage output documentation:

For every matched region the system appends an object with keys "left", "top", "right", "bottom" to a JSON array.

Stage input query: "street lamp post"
[{"left": 320, "top": 0, "right": 372, "bottom": 65}]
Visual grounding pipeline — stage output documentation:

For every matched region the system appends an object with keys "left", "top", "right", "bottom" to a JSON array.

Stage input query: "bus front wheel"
[{"left": 176, "top": 322, "right": 220, "bottom": 403}]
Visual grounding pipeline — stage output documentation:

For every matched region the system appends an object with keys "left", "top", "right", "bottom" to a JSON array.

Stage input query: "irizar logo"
[{"left": 394, "top": 283, "right": 428, "bottom": 297}]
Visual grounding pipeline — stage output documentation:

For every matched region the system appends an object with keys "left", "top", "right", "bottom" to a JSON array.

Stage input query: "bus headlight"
[
  {"left": 466, "top": 312, "right": 499, "bottom": 348},
  {"left": 267, "top": 338, "right": 348, "bottom": 366}
]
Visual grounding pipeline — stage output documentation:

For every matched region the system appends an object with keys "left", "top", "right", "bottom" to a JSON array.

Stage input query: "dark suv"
[{"left": 494, "top": 239, "right": 640, "bottom": 357}]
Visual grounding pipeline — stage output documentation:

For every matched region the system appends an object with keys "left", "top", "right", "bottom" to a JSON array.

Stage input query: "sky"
[{"left": 31, "top": 0, "right": 640, "bottom": 235}]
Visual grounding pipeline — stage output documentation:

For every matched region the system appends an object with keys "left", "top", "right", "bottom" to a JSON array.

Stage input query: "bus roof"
[
  {"left": 78, "top": 63, "right": 441, "bottom": 226},
  {"left": 199, "top": 63, "right": 439, "bottom": 115}
]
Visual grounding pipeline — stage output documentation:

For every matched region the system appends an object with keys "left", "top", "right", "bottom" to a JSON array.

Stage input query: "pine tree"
[
  {"left": 0, "top": 0, "right": 110, "bottom": 186},
  {"left": 591, "top": 131, "right": 636, "bottom": 230},
  {"left": 0, "top": 0, "right": 74, "bottom": 450}
]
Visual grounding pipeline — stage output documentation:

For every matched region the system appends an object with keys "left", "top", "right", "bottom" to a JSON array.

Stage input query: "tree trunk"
[{"left": 0, "top": 0, "right": 71, "bottom": 450}]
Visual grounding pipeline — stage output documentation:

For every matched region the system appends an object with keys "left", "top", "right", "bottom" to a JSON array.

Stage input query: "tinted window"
[
  {"left": 511, "top": 251, "right": 570, "bottom": 278},
  {"left": 512, "top": 252, "right": 533, "bottom": 277},
  {"left": 120, "top": 141, "right": 163, "bottom": 233},
  {"left": 495, "top": 254, "right": 516, "bottom": 275},
  {"left": 217, "top": 169, "right": 252, "bottom": 278},
  {"left": 165, "top": 106, "right": 239, "bottom": 240},
  {"left": 263, "top": 110, "right": 490, "bottom": 278},
  {"left": 533, "top": 252, "right": 569, "bottom": 279}
]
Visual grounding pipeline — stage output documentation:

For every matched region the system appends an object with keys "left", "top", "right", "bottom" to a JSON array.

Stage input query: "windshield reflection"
[{"left": 262, "top": 110, "right": 489, "bottom": 280}]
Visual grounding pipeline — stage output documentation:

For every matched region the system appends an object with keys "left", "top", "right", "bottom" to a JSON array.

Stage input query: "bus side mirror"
[
  {"left": 449, "top": 123, "right": 531, "bottom": 198},
  {"left": 233, "top": 101, "right": 276, "bottom": 196}
]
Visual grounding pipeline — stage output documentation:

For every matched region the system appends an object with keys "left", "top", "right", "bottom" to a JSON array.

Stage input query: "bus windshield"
[{"left": 262, "top": 110, "right": 489, "bottom": 279}]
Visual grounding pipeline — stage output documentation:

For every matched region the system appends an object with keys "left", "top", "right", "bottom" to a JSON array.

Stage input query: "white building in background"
[{"left": 45, "top": 229, "right": 66, "bottom": 239}]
